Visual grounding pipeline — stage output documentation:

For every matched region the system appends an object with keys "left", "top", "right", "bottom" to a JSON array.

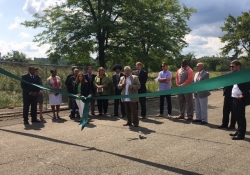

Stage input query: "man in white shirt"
[
  {"left": 118, "top": 66, "right": 141, "bottom": 127},
  {"left": 229, "top": 60, "right": 249, "bottom": 140}
]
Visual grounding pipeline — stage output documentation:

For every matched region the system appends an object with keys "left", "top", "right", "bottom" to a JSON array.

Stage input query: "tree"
[
  {"left": 22, "top": 0, "right": 195, "bottom": 68},
  {"left": 2, "top": 50, "right": 31, "bottom": 63},
  {"left": 220, "top": 11, "right": 250, "bottom": 60}
]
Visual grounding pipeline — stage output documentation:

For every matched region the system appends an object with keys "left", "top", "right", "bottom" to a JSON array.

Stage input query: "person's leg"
[
  {"left": 90, "top": 92, "right": 96, "bottom": 115},
  {"left": 103, "top": 99, "right": 109, "bottom": 115},
  {"left": 159, "top": 95, "right": 165, "bottom": 115},
  {"left": 177, "top": 94, "right": 186, "bottom": 117},
  {"left": 97, "top": 99, "right": 102, "bottom": 115},
  {"left": 114, "top": 99, "right": 119, "bottom": 116},
  {"left": 222, "top": 97, "right": 230, "bottom": 127},
  {"left": 51, "top": 105, "right": 56, "bottom": 117},
  {"left": 185, "top": 93, "right": 194, "bottom": 118},
  {"left": 120, "top": 100, "right": 126, "bottom": 116},
  {"left": 139, "top": 97, "right": 146, "bottom": 117},
  {"left": 56, "top": 105, "right": 60, "bottom": 117},
  {"left": 166, "top": 95, "right": 172, "bottom": 115},
  {"left": 229, "top": 98, "right": 236, "bottom": 128},
  {"left": 30, "top": 97, "right": 38, "bottom": 121},
  {"left": 194, "top": 97, "right": 201, "bottom": 120},
  {"left": 124, "top": 102, "right": 132, "bottom": 124},
  {"left": 234, "top": 99, "right": 246, "bottom": 137},
  {"left": 200, "top": 97, "right": 208, "bottom": 122},
  {"left": 23, "top": 95, "right": 30, "bottom": 122},
  {"left": 131, "top": 102, "right": 139, "bottom": 126},
  {"left": 39, "top": 103, "right": 43, "bottom": 119}
]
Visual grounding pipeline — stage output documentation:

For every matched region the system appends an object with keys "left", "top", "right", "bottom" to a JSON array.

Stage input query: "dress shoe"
[
  {"left": 192, "top": 119, "right": 202, "bottom": 122},
  {"left": 142, "top": 116, "right": 146, "bottom": 119},
  {"left": 133, "top": 124, "right": 139, "bottom": 127},
  {"left": 232, "top": 135, "right": 245, "bottom": 140},
  {"left": 175, "top": 115, "right": 184, "bottom": 119},
  {"left": 229, "top": 132, "right": 238, "bottom": 136},
  {"left": 200, "top": 121, "right": 208, "bottom": 125},
  {"left": 155, "top": 114, "right": 163, "bottom": 117},
  {"left": 122, "top": 115, "right": 126, "bottom": 118},
  {"left": 218, "top": 125, "right": 228, "bottom": 128},
  {"left": 185, "top": 117, "right": 193, "bottom": 121},
  {"left": 123, "top": 123, "right": 132, "bottom": 126},
  {"left": 24, "top": 121, "right": 29, "bottom": 125},
  {"left": 91, "top": 113, "right": 95, "bottom": 116},
  {"left": 227, "top": 126, "right": 236, "bottom": 130},
  {"left": 31, "top": 119, "right": 40, "bottom": 123}
]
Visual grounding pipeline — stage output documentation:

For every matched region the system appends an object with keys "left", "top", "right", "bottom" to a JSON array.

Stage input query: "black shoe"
[
  {"left": 123, "top": 123, "right": 132, "bottom": 126},
  {"left": 142, "top": 116, "right": 146, "bottom": 119},
  {"left": 122, "top": 115, "right": 126, "bottom": 118},
  {"left": 91, "top": 113, "right": 95, "bottom": 116},
  {"left": 227, "top": 126, "right": 235, "bottom": 130},
  {"left": 133, "top": 124, "right": 139, "bottom": 127},
  {"left": 24, "top": 121, "right": 29, "bottom": 125},
  {"left": 218, "top": 125, "right": 228, "bottom": 128},
  {"left": 192, "top": 119, "right": 202, "bottom": 122},
  {"left": 229, "top": 132, "right": 238, "bottom": 136},
  {"left": 200, "top": 121, "right": 208, "bottom": 125},
  {"left": 114, "top": 114, "right": 119, "bottom": 117},
  {"left": 232, "top": 135, "right": 245, "bottom": 140},
  {"left": 31, "top": 119, "right": 40, "bottom": 123}
]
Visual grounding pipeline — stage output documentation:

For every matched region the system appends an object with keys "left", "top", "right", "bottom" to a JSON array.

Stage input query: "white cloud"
[
  {"left": 23, "top": 0, "right": 65, "bottom": 15},
  {"left": 182, "top": 34, "right": 226, "bottom": 58},
  {"left": 19, "top": 32, "right": 31, "bottom": 38},
  {"left": 0, "top": 13, "right": 3, "bottom": 18},
  {"left": 8, "top": 17, "right": 24, "bottom": 30},
  {"left": 0, "top": 40, "right": 50, "bottom": 59}
]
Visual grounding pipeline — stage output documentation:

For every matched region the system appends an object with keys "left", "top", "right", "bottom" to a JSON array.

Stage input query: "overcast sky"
[{"left": 0, "top": 0, "right": 250, "bottom": 59}]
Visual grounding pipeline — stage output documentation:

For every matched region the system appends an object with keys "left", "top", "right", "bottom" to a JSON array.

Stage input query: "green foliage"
[
  {"left": 2, "top": 50, "right": 31, "bottom": 63},
  {"left": 22, "top": 0, "right": 196, "bottom": 71},
  {"left": 220, "top": 11, "right": 250, "bottom": 59}
]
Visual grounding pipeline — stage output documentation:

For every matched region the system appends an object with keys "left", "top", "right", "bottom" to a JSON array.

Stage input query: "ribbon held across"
[{"left": 1, "top": 67, "right": 250, "bottom": 130}]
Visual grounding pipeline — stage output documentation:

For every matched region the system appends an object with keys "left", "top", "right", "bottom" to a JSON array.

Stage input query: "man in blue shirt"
[{"left": 155, "top": 62, "right": 172, "bottom": 118}]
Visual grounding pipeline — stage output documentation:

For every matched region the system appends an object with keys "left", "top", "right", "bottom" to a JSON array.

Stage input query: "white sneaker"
[{"left": 166, "top": 114, "right": 172, "bottom": 119}]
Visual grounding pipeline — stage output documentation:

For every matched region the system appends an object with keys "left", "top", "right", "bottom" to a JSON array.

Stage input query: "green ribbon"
[{"left": 1, "top": 67, "right": 250, "bottom": 130}]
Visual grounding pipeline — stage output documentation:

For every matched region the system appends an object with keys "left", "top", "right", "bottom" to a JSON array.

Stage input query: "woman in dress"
[
  {"left": 93, "top": 67, "right": 111, "bottom": 116},
  {"left": 74, "top": 72, "right": 89, "bottom": 122},
  {"left": 35, "top": 67, "right": 44, "bottom": 120},
  {"left": 47, "top": 69, "right": 62, "bottom": 119}
]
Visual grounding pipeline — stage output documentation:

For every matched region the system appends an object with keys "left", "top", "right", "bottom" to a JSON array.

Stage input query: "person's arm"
[
  {"left": 175, "top": 71, "right": 180, "bottom": 86},
  {"left": 117, "top": 77, "right": 125, "bottom": 89},
  {"left": 140, "top": 71, "right": 148, "bottom": 85},
  {"left": 131, "top": 76, "right": 141, "bottom": 90},
  {"left": 180, "top": 69, "right": 194, "bottom": 86},
  {"left": 21, "top": 75, "right": 33, "bottom": 95}
]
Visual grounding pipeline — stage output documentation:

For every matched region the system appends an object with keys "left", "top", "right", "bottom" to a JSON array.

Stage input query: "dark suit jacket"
[
  {"left": 21, "top": 73, "right": 41, "bottom": 96},
  {"left": 74, "top": 82, "right": 89, "bottom": 97},
  {"left": 237, "top": 82, "right": 250, "bottom": 106},
  {"left": 85, "top": 73, "right": 96, "bottom": 94},
  {"left": 223, "top": 85, "right": 233, "bottom": 98},
  {"left": 136, "top": 70, "right": 148, "bottom": 93},
  {"left": 113, "top": 72, "right": 125, "bottom": 94}
]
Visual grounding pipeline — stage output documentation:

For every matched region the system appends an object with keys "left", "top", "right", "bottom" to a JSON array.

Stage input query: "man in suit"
[
  {"left": 192, "top": 63, "right": 211, "bottom": 124},
  {"left": 112, "top": 64, "right": 126, "bottom": 117},
  {"left": 21, "top": 66, "right": 42, "bottom": 124},
  {"left": 228, "top": 60, "right": 250, "bottom": 140},
  {"left": 135, "top": 62, "right": 148, "bottom": 119},
  {"left": 118, "top": 66, "right": 141, "bottom": 127},
  {"left": 218, "top": 84, "right": 235, "bottom": 129},
  {"left": 85, "top": 66, "right": 97, "bottom": 115},
  {"left": 175, "top": 59, "right": 194, "bottom": 120}
]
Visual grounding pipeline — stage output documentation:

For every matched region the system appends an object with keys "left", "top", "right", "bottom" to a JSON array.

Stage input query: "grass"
[{"left": 0, "top": 62, "right": 226, "bottom": 108}]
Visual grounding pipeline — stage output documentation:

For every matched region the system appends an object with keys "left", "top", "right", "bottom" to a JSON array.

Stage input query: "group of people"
[{"left": 21, "top": 60, "right": 249, "bottom": 140}]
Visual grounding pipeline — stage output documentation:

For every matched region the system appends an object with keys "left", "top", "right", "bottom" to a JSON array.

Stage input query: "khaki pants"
[{"left": 124, "top": 102, "right": 139, "bottom": 125}]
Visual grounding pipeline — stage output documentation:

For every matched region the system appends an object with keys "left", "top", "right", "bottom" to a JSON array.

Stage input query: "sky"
[{"left": 0, "top": 0, "right": 250, "bottom": 59}]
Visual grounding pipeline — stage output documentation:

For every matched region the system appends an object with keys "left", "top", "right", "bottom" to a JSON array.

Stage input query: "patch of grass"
[{"left": 0, "top": 91, "right": 23, "bottom": 109}]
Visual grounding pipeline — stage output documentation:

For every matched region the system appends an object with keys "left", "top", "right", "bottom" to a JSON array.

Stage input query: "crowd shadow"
[
  {"left": 24, "top": 120, "right": 45, "bottom": 131},
  {"left": 0, "top": 128, "right": 202, "bottom": 175}
]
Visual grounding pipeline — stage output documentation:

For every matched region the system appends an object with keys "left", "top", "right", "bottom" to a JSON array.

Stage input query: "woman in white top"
[{"left": 47, "top": 69, "right": 62, "bottom": 119}]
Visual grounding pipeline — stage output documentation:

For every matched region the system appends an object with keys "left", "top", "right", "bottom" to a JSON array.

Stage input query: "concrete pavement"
[{"left": 1, "top": 89, "right": 250, "bottom": 175}]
